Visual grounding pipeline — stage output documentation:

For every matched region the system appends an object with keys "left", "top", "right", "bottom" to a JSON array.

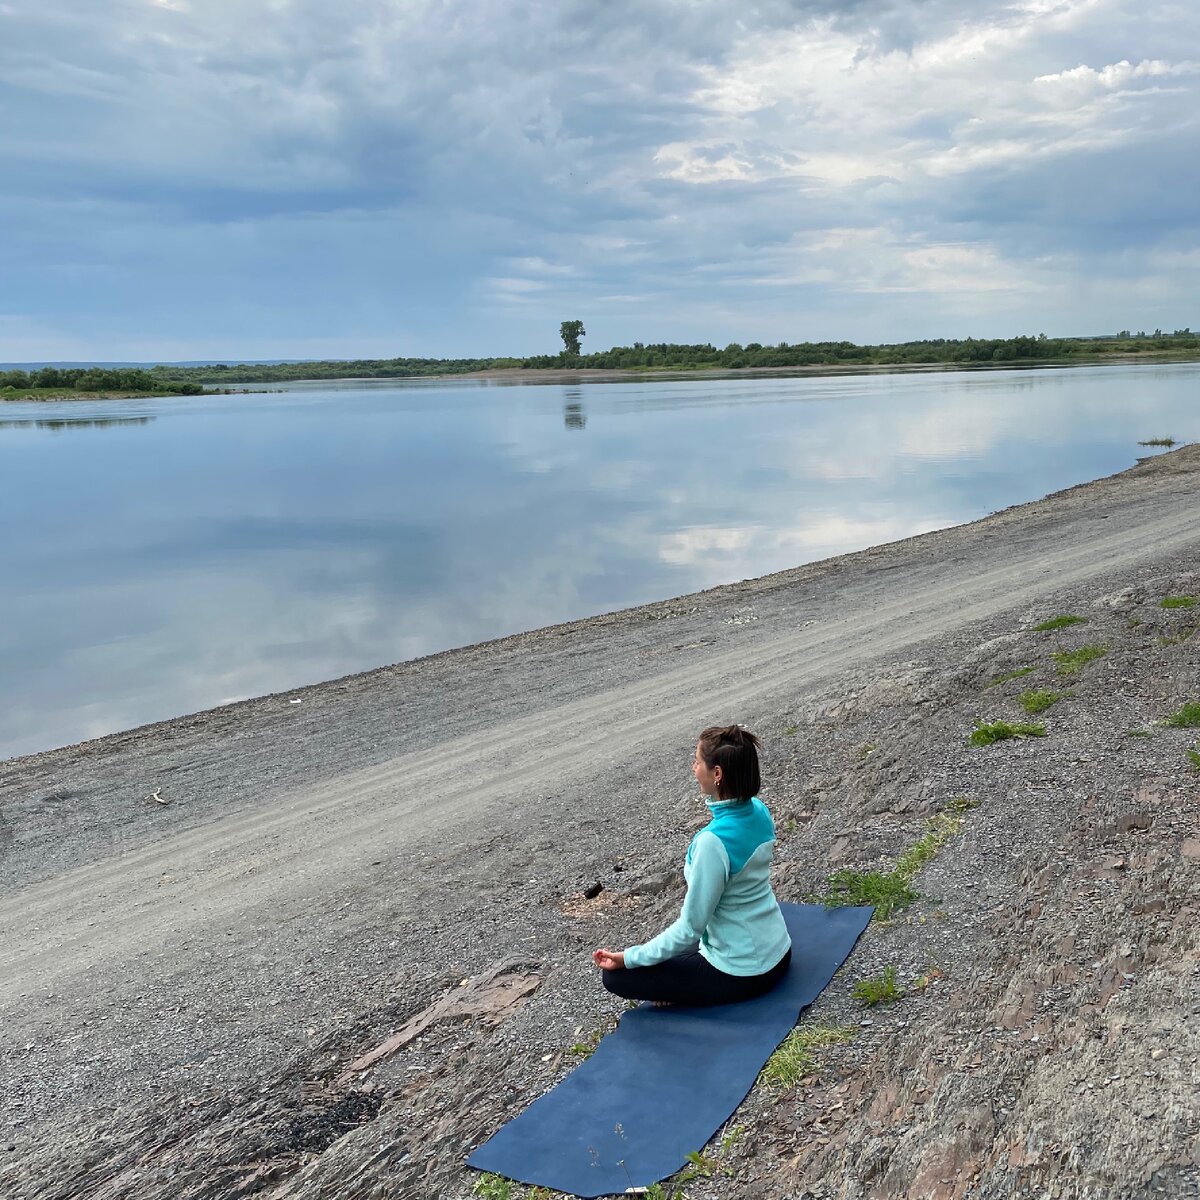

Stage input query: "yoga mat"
[{"left": 467, "top": 901, "right": 872, "bottom": 1197}]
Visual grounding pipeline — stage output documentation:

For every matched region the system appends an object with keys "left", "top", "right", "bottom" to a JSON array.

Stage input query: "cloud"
[{"left": 0, "top": 0, "right": 1196, "bottom": 358}]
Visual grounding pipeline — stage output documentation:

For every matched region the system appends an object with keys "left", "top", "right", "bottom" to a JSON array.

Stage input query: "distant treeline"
[
  {"left": 1, "top": 366, "right": 204, "bottom": 395},
  {"left": 4, "top": 329, "right": 1197, "bottom": 394},
  {"left": 521, "top": 328, "right": 1200, "bottom": 371},
  {"left": 155, "top": 328, "right": 1198, "bottom": 382},
  {"left": 151, "top": 357, "right": 516, "bottom": 384}
]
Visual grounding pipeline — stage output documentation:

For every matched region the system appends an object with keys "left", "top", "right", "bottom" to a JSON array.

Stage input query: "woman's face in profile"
[{"left": 692, "top": 742, "right": 719, "bottom": 796}]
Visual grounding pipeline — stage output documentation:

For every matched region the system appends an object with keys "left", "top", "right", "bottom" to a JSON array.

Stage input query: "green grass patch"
[
  {"left": 1188, "top": 747, "right": 1200, "bottom": 772},
  {"left": 895, "top": 812, "right": 963, "bottom": 877},
  {"left": 1019, "top": 688, "right": 1064, "bottom": 715},
  {"left": 1164, "top": 702, "right": 1200, "bottom": 728},
  {"left": 760, "top": 1023, "right": 856, "bottom": 1089},
  {"left": 987, "top": 665, "right": 1035, "bottom": 687},
  {"left": 853, "top": 966, "right": 905, "bottom": 1006},
  {"left": 1052, "top": 644, "right": 1108, "bottom": 675},
  {"left": 1126, "top": 728, "right": 1153, "bottom": 738},
  {"left": 944, "top": 795, "right": 981, "bottom": 813},
  {"left": 1160, "top": 595, "right": 1198, "bottom": 609},
  {"left": 1032, "top": 614, "right": 1087, "bottom": 631},
  {"left": 472, "top": 1173, "right": 516, "bottom": 1199},
  {"left": 818, "top": 807, "right": 969, "bottom": 921},
  {"left": 1138, "top": 437, "right": 1176, "bottom": 447},
  {"left": 821, "top": 869, "right": 919, "bottom": 919},
  {"left": 970, "top": 720, "right": 1047, "bottom": 746},
  {"left": 781, "top": 724, "right": 800, "bottom": 736}
]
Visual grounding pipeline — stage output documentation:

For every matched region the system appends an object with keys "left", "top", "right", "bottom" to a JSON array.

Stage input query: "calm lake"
[{"left": 1, "top": 362, "right": 1196, "bottom": 760}]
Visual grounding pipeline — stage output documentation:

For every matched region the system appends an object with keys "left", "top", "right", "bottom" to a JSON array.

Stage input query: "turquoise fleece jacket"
[{"left": 624, "top": 797, "right": 791, "bottom": 976}]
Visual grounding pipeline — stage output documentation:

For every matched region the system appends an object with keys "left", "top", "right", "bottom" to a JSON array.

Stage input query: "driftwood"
[{"left": 333, "top": 957, "right": 542, "bottom": 1088}]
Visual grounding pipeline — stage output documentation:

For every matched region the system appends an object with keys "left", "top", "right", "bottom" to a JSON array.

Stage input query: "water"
[{"left": 1, "top": 362, "right": 1195, "bottom": 760}]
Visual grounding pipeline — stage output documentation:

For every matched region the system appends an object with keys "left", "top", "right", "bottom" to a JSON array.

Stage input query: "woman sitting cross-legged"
[{"left": 592, "top": 725, "right": 792, "bottom": 1006}]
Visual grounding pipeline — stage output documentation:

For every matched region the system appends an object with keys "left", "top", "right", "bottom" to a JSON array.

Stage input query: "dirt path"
[{"left": 1, "top": 445, "right": 1197, "bottom": 1198}]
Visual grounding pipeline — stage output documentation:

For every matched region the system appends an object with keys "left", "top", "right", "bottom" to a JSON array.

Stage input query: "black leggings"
[{"left": 602, "top": 948, "right": 791, "bottom": 1007}]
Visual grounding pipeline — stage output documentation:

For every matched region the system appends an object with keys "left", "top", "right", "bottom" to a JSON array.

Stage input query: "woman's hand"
[{"left": 592, "top": 948, "right": 625, "bottom": 971}]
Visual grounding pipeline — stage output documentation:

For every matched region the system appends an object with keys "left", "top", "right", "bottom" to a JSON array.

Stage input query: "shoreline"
[
  {"left": 2, "top": 444, "right": 1198, "bottom": 1198},
  {"left": 451, "top": 350, "right": 1200, "bottom": 386},
  {"left": 6, "top": 351, "right": 1199, "bottom": 401}
]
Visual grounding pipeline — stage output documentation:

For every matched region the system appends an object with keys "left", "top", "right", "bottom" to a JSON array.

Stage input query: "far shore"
[
  {"left": 448, "top": 349, "right": 1200, "bottom": 386},
  {"left": 4, "top": 349, "right": 1200, "bottom": 401}
]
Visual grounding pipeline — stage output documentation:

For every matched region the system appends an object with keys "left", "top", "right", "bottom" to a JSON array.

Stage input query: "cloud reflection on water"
[{"left": 0, "top": 364, "right": 1195, "bottom": 759}]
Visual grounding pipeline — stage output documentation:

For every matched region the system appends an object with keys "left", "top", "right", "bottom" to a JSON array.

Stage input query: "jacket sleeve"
[{"left": 624, "top": 832, "right": 729, "bottom": 968}]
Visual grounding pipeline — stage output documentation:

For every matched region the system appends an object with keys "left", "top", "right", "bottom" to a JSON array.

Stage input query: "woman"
[{"left": 592, "top": 725, "right": 792, "bottom": 1006}]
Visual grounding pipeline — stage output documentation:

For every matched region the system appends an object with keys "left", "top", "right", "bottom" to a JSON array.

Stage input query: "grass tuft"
[
  {"left": 568, "top": 1019, "right": 617, "bottom": 1059},
  {"left": 1164, "top": 702, "right": 1200, "bottom": 729},
  {"left": 819, "top": 807, "right": 969, "bottom": 921},
  {"left": 781, "top": 724, "right": 800, "bottom": 737},
  {"left": 1052, "top": 644, "right": 1108, "bottom": 675},
  {"left": 1019, "top": 688, "right": 1064, "bottom": 715},
  {"left": 895, "top": 812, "right": 962, "bottom": 877},
  {"left": 1032, "top": 614, "right": 1087, "bottom": 631},
  {"left": 853, "top": 966, "right": 905, "bottom": 1007},
  {"left": 1126, "top": 729, "right": 1153, "bottom": 738},
  {"left": 1160, "top": 595, "right": 1198, "bottom": 609},
  {"left": 821, "top": 869, "right": 919, "bottom": 919},
  {"left": 472, "top": 1173, "right": 515, "bottom": 1199},
  {"left": 944, "top": 795, "right": 980, "bottom": 813},
  {"left": 1188, "top": 747, "right": 1200, "bottom": 771},
  {"left": 970, "top": 720, "right": 1047, "bottom": 746},
  {"left": 1138, "top": 437, "right": 1176, "bottom": 447},
  {"left": 760, "top": 1023, "right": 856, "bottom": 1089},
  {"left": 987, "top": 665, "right": 1035, "bottom": 687},
  {"left": 1157, "top": 628, "right": 1196, "bottom": 647}
]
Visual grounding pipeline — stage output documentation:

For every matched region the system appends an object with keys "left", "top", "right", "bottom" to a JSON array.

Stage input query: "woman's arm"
[{"left": 621, "top": 832, "right": 730, "bottom": 968}]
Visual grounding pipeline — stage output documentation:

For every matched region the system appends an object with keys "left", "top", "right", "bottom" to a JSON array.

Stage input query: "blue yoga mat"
[{"left": 467, "top": 901, "right": 872, "bottom": 1197}]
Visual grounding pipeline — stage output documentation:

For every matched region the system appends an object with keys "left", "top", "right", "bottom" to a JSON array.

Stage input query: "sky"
[{"left": 1, "top": 0, "right": 1197, "bottom": 362}]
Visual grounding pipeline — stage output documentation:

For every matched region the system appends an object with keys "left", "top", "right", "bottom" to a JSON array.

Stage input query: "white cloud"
[
  {"left": 0, "top": 0, "right": 1197, "bottom": 356},
  {"left": 1034, "top": 58, "right": 1200, "bottom": 88}
]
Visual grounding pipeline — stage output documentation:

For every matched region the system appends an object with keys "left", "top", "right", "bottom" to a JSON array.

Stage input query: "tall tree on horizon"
[{"left": 559, "top": 320, "right": 585, "bottom": 357}]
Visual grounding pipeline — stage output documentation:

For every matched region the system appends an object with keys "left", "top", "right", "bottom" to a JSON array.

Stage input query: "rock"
[
  {"left": 1115, "top": 812, "right": 1153, "bottom": 834},
  {"left": 582, "top": 881, "right": 603, "bottom": 900},
  {"left": 628, "top": 869, "right": 677, "bottom": 897}
]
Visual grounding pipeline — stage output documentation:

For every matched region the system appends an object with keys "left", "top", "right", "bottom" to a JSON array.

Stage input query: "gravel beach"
[{"left": 2, "top": 444, "right": 1197, "bottom": 1199}]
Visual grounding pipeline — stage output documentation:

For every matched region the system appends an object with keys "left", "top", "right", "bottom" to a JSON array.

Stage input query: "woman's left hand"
[{"left": 592, "top": 948, "right": 625, "bottom": 971}]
